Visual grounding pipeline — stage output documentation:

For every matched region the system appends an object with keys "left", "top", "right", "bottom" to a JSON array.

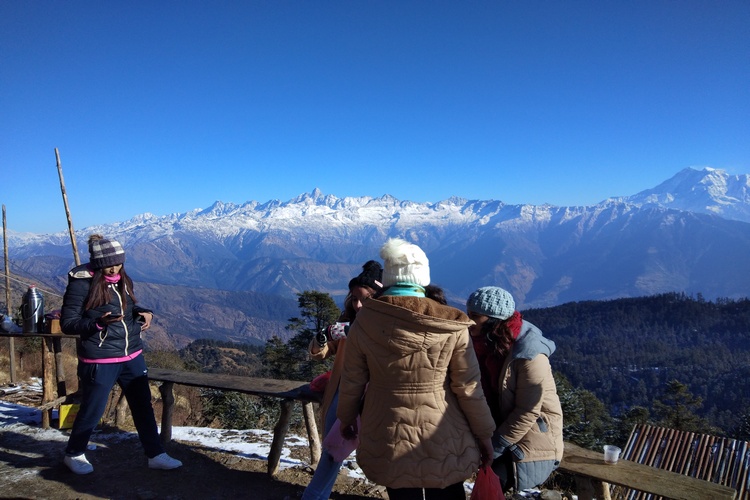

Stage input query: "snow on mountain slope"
[{"left": 4, "top": 167, "right": 749, "bottom": 319}]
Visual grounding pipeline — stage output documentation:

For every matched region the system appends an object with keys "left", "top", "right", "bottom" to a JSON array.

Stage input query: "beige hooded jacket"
[{"left": 337, "top": 296, "right": 496, "bottom": 489}]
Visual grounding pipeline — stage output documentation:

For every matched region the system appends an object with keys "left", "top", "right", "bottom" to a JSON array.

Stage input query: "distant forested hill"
[
  {"left": 523, "top": 293, "right": 750, "bottom": 431},
  {"left": 159, "top": 292, "right": 750, "bottom": 434}
]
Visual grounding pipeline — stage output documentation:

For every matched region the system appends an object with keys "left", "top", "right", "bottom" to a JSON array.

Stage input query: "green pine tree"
[
  {"left": 263, "top": 290, "right": 340, "bottom": 381},
  {"left": 652, "top": 379, "right": 715, "bottom": 433}
]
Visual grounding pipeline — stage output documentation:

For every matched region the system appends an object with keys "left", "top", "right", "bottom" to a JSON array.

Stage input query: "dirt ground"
[{"left": 0, "top": 421, "right": 385, "bottom": 500}]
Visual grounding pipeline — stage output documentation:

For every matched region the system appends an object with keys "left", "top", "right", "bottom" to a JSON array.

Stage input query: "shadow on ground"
[{"left": 0, "top": 427, "right": 383, "bottom": 500}]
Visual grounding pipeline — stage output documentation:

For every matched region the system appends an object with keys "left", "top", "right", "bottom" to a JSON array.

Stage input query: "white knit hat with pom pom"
[{"left": 380, "top": 238, "right": 430, "bottom": 287}]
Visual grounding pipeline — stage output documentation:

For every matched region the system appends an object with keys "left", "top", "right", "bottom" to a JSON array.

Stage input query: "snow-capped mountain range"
[{"left": 5, "top": 167, "right": 750, "bottom": 346}]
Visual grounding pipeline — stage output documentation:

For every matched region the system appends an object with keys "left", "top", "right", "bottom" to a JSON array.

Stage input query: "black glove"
[{"left": 315, "top": 329, "right": 328, "bottom": 348}]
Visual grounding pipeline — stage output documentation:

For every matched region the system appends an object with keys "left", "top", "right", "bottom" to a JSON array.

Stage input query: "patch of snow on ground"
[{"left": 0, "top": 399, "right": 365, "bottom": 480}]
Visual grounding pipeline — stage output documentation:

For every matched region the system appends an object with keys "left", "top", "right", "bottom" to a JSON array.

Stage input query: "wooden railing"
[
  {"left": 3, "top": 334, "right": 324, "bottom": 478},
  {"left": 3, "top": 333, "right": 737, "bottom": 496},
  {"left": 559, "top": 441, "right": 737, "bottom": 500}
]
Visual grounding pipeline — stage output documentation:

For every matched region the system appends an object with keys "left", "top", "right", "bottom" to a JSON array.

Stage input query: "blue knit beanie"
[{"left": 466, "top": 286, "right": 515, "bottom": 320}]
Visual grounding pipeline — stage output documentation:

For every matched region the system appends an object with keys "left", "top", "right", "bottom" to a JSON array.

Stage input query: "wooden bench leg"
[
  {"left": 302, "top": 401, "right": 321, "bottom": 467},
  {"left": 115, "top": 391, "right": 128, "bottom": 427},
  {"left": 597, "top": 481, "right": 612, "bottom": 500},
  {"left": 53, "top": 337, "right": 67, "bottom": 398},
  {"left": 158, "top": 381, "right": 175, "bottom": 447},
  {"left": 268, "top": 399, "right": 294, "bottom": 477},
  {"left": 41, "top": 338, "right": 55, "bottom": 429},
  {"left": 574, "top": 476, "right": 611, "bottom": 500}
]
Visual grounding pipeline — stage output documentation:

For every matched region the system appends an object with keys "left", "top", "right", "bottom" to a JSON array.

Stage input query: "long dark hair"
[
  {"left": 84, "top": 267, "right": 137, "bottom": 311},
  {"left": 424, "top": 284, "right": 447, "bottom": 305},
  {"left": 481, "top": 317, "right": 514, "bottom": 358}
]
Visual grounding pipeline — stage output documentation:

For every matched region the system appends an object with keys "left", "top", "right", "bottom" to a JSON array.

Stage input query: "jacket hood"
[
  {"left": 356, "top": 296, "right": 473, "bottom": 356},
  {"left": 69, "top": 264, "right": 94, "bottom": 280},
  {"left": 512, "top": 320, "right": 556, "bottom": 360}
]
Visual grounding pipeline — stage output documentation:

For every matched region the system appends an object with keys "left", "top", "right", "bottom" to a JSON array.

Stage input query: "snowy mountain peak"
[
  {"left": 5, "top": 166, "right": 750, "bottom": 322},
  {"left": 287, "top": 188, "right": 331, "bottom": 206},
  {"left": 613, "top": 167, "right": 750, "bottom": 221}
]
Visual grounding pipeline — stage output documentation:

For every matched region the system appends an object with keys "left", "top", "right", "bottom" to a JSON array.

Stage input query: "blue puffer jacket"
[{"left": 60, "top": 264, "right": 151, "bottom": 360}]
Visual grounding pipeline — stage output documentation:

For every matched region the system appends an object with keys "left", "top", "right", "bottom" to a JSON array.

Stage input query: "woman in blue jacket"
[{"left": 60, "top": 234, "right": 182, "bottom": 474}]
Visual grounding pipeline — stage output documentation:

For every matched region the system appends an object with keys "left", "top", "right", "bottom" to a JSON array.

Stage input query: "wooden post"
[
  {"left": 54, "top": 148, "right": 78, "bottom": 403},
  {"left": 115, "top": 392, "right": 128, "bottom": 427},
  {"left": 302, "top": 401, "right": 322, "bottom": 466},
  {"left": 158, "top": 382, "right": 175, "bottom": 447},
  {"left": 268, "top": 399, "right": 294, "bottom": 477},
  {"left": 2, "top": 205, "right": 16, "bottom": 384},
  {"left": 42, "top": 338, "right": 56, "bottom": 428},
  {"left": 54, "top": 148, "right": 81, "bottom": 266},
  {"left": 53, "top": 338, "right": 66, "bottom": 397}
]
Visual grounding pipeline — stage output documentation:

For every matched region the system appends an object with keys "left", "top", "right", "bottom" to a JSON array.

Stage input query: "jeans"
[
  {"left": 491, "top": 449, "right": 516, "bottom": 492},
  {"left": 65, "top": 354, "right": 164, "bottom": 458},
  {"left": 302, "top": 391, "right": 343, "bottom": 500}
]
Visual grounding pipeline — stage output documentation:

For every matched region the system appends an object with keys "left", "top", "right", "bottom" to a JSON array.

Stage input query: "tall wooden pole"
[
  {"left": 55, "top": 148, "right": 81, "bottom": 266},
  {"left": 2, "top": 205, "right": 17, "bottom": 383},
  {"left": 53, "top": 148, "right": 78, "bottom": 415}
]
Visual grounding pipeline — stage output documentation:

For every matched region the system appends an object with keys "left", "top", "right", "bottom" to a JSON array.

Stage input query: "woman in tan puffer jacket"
[
  {"left": 337, "top": 239, "right": 495, "bottom": 500},
  {"left": 466, "top": 286, "right": 564, "bottom": 493}
]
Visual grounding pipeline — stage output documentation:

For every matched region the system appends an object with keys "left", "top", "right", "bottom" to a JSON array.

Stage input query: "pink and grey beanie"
[
  {"left": 88, "top": 234, "right": 126, "bottom": 269},
  {"left": 466, "top": 286, "right": 516, "bottom": 320}
]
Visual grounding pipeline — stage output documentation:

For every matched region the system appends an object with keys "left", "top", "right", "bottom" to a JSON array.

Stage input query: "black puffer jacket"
[{"left": 60, "top": 264, "right": 151, "bottom": 360}]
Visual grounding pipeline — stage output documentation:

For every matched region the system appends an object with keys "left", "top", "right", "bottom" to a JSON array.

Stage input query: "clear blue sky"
[{"left": 2, "top": 1, "right": 748, "bottom": 234}]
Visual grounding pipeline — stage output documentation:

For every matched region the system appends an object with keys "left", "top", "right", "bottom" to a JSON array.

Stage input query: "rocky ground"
[
  {"left": 0, "top": 417, "right": 385, "bottom": 500},
  {"left": 0, "top": 422, "right": 568, "bottom": 500},
  {"left": 0, "top": 381, "right": 570, "bottom": 500}
]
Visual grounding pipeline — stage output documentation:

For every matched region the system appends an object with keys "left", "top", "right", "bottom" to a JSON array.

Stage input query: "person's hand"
[
  {"left": 492, "top": 433, "right": 511, "bottom": 459},
  {"left": 95, "top": 312, "right": 123, "bottom": 328},
  {"left": 478, "top": 437, "right": 494, "bottom": 468},
  {"left": 138, "top": 312, "right": 153, "bottom": 331},
  {"left": 341, "top": 420, "right": 358, "bottom": 441},
  {"left": 508, "top": 444, "right": 525, "bottom": 461}
]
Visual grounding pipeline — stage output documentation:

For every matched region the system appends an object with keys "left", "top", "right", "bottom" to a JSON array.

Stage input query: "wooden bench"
[
  {"left": 148, "top": 368, "right": 323, "bottom": 477},
  {"left": 559, "top": 441, "right": 737, "bottom": 500}
]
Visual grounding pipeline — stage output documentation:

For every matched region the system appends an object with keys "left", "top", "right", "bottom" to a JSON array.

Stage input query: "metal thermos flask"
[{"left": 21, "top": 285, "right": 45, "bottom": 333}]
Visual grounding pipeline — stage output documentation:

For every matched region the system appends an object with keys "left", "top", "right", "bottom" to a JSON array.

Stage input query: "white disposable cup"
[{"left": 603, "top": 445, "right": 621, "bottom": 464}]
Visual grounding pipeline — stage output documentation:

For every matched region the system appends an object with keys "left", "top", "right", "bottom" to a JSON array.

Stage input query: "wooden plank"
[
  {"left": 148, "top": 368, "right": 321, "bottom": 403},
  {"left": 560, "top": 442, "right": 736, "bottom": 500}
]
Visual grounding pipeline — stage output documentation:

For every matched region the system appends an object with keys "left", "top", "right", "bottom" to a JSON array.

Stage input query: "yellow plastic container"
[{"left": 58, "top": 403, "right": 79, "bottom": 429}]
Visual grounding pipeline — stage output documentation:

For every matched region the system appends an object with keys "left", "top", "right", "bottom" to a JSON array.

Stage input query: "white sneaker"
[
  {"left": 148, "top": 452, "right": 182, "bottom": 470},
  {"left": 64, "top": 453, "right": 93, "bottom": 474}
]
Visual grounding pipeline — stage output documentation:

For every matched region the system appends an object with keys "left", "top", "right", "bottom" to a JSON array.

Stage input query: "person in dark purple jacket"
[{"left": 60, "top": 234, "right": 182, "bottom": 474}]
